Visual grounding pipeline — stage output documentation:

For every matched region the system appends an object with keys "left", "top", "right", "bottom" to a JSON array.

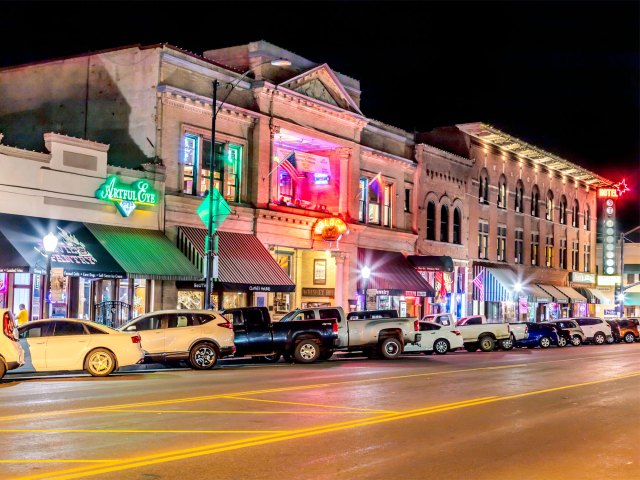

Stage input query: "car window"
[
  {"left": 19, "top": 323, "right": 54, "bottom": 338},
  {"left": 437, "top": 316, "right": 451, "bottom": 326},
  {"left": 168, "top": 314, "right": 194, "bottom": 328},
  {"left": 132, "top": 315, "right": 164, "bottom": 331},
  {"left": 465, "top": 317, "right": 482, "bottom": 325},
  {"left": 419, "top": 323, "right": 440, "bottom": 331},
  {"left": 245, "top": 309, "right": 265, "bottom": 329},
  {"left": 319, "top": 309, "right": 340, "bottom": 321},
  {"left": 85, "top": 324, "right": 108, "bottom": 334},
  {"left": 52, "top": 321, "right": 86, "bottom": 336}
]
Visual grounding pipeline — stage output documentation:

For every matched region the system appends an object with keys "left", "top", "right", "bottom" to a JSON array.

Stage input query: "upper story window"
[
  {"left": 478, "top": 221, "right": 489, "bottom": 259},
  {"left": 559, "top": 195, "right": 568, "bottom": 224},
  {"left": 559, "top": 238, "right": 567, "bottom": 269},
  {"left": 182, "top": 133, "right": 242, "bottom": 203},
  {"left": 572, "top": 240, "right": 579, "bottom": 270},
  {"left": 360, "top": 175, "right": 393, "bottom": 228},
  {"left": 531, "top": 232, "right": 539, "bottom": 266},
  {"left": 545, "top": 235, "right": 554, "bottom": 267},
  {"left": 584, "top": 204, "right": 591, "bottom": 231},
  {"left": 404, "top": 188, "right": 411, "bottom": 213},
  {"left": 478, "top": 169, "right": 489, "bottom": 204},
  {"left": 497, "top": 225, "right": 507, "bottom": 262},
  {"left": 514, "top": 229, "right": 524, "bottom": 264},
  {"left": 531, "top": 185, "right": 540, "bottom": 217},
  {"left": 440, "top": 204, "right": 449, "bottom": 242},
  {"left": 497, "top": 175, "right": 507, "bottom": 209},
  {"left": 545, "top": 190, "right": 554, "bottom": 221},
  {"left": 358, "top": 178, "right": 367, "bottom": 222},
  {"left": 515, "top": 180, "right": 524, "bottom": 213},
  {"left": 572, "top": 199, "right": 579, "bottom": 227},
  {"left": 584, "top": 244, "right": 591, "bottom": 272},
  {"left": 453, "top": 207, "right": 461, "bottom": 245},
  {"left": 426, "top": 201, "right": 436, "bottom": 240},
  {"left": 382, "top": 184, "right": 393, "bottom": 227}
]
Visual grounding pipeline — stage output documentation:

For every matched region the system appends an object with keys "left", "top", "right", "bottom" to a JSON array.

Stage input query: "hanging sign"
[
  {"left": 95, "top": 176, "right": 158, "bottom": 217},
  {"left": 312, "top": 217, "right": 349, "bottom": 242}
]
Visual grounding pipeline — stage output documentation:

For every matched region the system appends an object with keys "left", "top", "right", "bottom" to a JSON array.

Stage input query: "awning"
[
  {"left": 357, "top": 248, "right": 435, "bottom": 296},
  {"left": 624, "top": 293, "right": 640, "bottom": 306},
  {"left": 0, "top": 213, "right": 125, "bottom": 278},
  {"left": 536, "top": 284, "right": 569, "bottom": 304},
  {"left": 407, "top": 255, "right": 454, "bottom": 273},
  {"left": 85, "top": 224, "right": 203, "bottom": 281},
  {"left": 177, "top": 227, "right": 295, "bottom": 292},
  {"left": 523, "top": 284, "right": 553, "bottom": 303},
  {"left": 624, "top": 264, "right": 640, "bottom": 274},
  {"left": 484, "top": 267, "right": 517, "bottom": 302},
  {"left": 554, "top": 286, "right": 587, "bottom": 303},
  {"left": 577, "top": 287, "right": 614, "bottom": 304}
]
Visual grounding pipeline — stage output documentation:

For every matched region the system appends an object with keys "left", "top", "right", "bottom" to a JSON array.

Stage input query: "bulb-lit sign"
[
  {"left": 598, "top": 179, "right": 630, "bottom": 199},
  {"left": 95, "top": 176, "right": 158, "bottom": 217},
  {"left": 313, "top": 217, "right": 349, "bottom": 242}
]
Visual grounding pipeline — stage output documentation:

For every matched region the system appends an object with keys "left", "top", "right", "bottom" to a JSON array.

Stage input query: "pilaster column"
[{"left": 336, "top": 147, "right": 351, "bottom": 216}]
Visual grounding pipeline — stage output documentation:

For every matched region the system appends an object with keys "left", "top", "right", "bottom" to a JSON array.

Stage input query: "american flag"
[
  {"left": 473, "top": 270, "right": 485, "bottom": 302},
  {"left": 279, "top": 151, "right": 304, "bottom": 179}
]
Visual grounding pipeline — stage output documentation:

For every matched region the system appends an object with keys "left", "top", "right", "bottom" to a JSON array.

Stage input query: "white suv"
[
  {"left": 1, "top": 311, "right": 24, "bottom": 379},
  {"left": 119, "top": 310, "right": 235, "bottom": 370},
  {"left": 569, "top": 317, "right": 613, "bottom": 345}
]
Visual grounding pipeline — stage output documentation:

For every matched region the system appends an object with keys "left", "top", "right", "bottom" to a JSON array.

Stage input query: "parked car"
[
  {"left": 607, "top": 319, "right": 639, "bottom": 343},
  {"left": 424, "top": 313, "right": 511, "bottom": 352},
  {"left": 281, "top": 307, "right": 421, "bottom": 359},
  {"left": 347, "top": 310, "right": 399, "bottom": 320},
  {"left": 403, "top": 322, "right": 464, "bottom": 355},
  {"left": 548, "top": 319, "right": 585, "bottom": 346},
  {"left": 119, "top": 310, "right": 235, "bottom": 370},
  {"left": 506, "top": 323, "right": 529, "bottom": 349},
  {"left": 0, "top": 310, "right": 24, "bottom": 379},
  {"left": 568, "top": 317, "right": 613, "bottom": 345},
  {"left": 221, "top": 307, "right": 338, "bottom": 363},
  {"left": 515, "top": 322, "right": 560, "bottom": 349},
  {"left": 16, "top": 319, "right": 143, "bottom": 377}
]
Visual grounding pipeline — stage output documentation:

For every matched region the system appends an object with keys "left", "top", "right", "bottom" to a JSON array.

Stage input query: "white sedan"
[
  {"left": 16, "top": 319, "right": 144, "bottom": 377},
  {"left": 403, "top": 321, "right": 464, "bottom": 355}
]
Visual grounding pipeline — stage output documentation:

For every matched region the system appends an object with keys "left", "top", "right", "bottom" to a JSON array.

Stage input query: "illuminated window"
[
  {"left": 478, "top": 221, "right": 489, "bottom": 259},
  {"left": 279, "top": 170, "right": 293, "bottom": 199},
  {"left": 383, "top": 184, "right": 393, "bottom": 227},
  {"left": 182, "top": 133, "right": 243, "bottom": 202},
  {"left": 497, "top": 175, "right": 507, "bottom": 209},
  {"left": 584, "top": 205, "right": 591, "bottom": 231},
  {"left": 440, "top": 204, "right": 449, "bottom": 242},
  {"left": 546, "top": 191, "right": 554, "bottom": 221},
  {"left": 515, "top": 229, "right": 524, "bottom": 264},
  {"left": 426, "top": 201, "right": 436, "bottom": 240},
  {"left": 531, "top": 232, "right": 539, "bottom": 266},
  {"left": 515, "top": 180, "right": 524, "bottom": 213},
  {"left": 545, "top": 236, "right": 554, "bottom": 267},
  {"left": 584, "top": 244, "right": 591, "bottom": 272},
  {"left": 479, "top": 169, "right": 489, "bottom": 204},
  {"left": 559, "top": 195, "right": 567, "bottom": 224},
  {"left": 404, "top": 188, "right": 411, "bottom": 213},
  {"left": 497, "top": 225, "right": 507, "bottom": 261},
  {"left": 572, "top": 199, "right": 579, "bottom": 227},
  {"left": 559, "top": 238, "right": 567, "bottom": 269},
  {"left": 358, "top": 178, "right": 367, "bottom": 222},
  {"left": 531, "top": 185, "right": 540, "bottom": 217},
  {"left": 368, "top": 183, "right": 381, "bottom": 225},
  {"left": 572, "top": 241, "right": 579, "bottom": 270},
  {"left": 453, "top": 208, "right": 461, "bottom": 245}
]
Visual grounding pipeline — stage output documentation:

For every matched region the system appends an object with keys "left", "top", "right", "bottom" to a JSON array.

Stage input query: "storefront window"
[
  {"left": 0, "top": 273, "right": 7, "bottom": 309},
  {"left": 13, "top": 273, "right": 31, "bottom": 320},
  {"left": 223, "top": 292, "right": 247, "bottom": 310},
  {"left": 118, "top": 279, "right": 130, "bottom": 304},
  {"left": 78, "top": 277, "right": 91, "bottom": 320},
  {"left": 133, "top": 279, "right": 147, "bottom": 317},
  {"left": 177, "top": 290, "right": 204, "bottom": 310}
]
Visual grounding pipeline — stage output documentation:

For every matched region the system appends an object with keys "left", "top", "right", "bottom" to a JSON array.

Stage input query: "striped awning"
[
  {"left": 484, "top": 268, "right": 517, "bottom": 302},
  {"left": 357, "top": 248, "right": 434, "bottom": 296},
  {"left": 554, "top": 286, "right": 587, "bottom": 303},
  {"left": 523, "top": 284, "right": 553, "bottom": 303},
  {"left": 177, "top": 227, "right": 295, "bottom": 292},
  {"left": 537, "top": 284, "right": 569, "bottom": 304}
]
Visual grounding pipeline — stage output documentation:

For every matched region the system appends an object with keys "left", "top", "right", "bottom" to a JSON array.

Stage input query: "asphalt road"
[{"left": 1, "top": 344, "right": 639, "bottom": 480}]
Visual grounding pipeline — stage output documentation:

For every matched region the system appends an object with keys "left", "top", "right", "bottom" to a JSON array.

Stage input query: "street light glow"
[
  {"left": 514, "top": 282, "right": 522, "bottom": 293},
  {"left": 361, "top": 266, "right": 371, "bottom": 279},
  {"left": 43, "top": 232, "right": 58, "bottom": 253},
  {"left": 270, "top": 58, "right": 292, "bottom": 66}
]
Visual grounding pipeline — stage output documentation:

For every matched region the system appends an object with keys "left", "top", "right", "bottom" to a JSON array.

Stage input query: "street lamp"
[
  {"left": 42, "top": 232, "right": 58, "bottom": 319},
  {"left": 618, "top": 225, "right": 640, "bottom": 317},
  {"left": 204, "top": 58, "right": 291, "bottom": 309},
  {"left": 361, "top": 266, "right": 371, "bottom": 311}
]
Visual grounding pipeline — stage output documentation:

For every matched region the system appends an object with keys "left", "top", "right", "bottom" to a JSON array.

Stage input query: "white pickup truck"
[{"left": 421, "top": 314, "right": 512, "bottom": 352}]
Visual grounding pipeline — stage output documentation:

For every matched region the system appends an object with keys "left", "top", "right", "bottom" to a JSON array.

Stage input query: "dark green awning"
[{"left": 85, "top": 224, "right": 202, "bottom": 281}]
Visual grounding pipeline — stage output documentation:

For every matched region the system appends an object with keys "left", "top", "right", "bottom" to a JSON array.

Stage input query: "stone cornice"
[
  {"left": 44, "top": 132, "right": 109, "bottom": 152},
  {"left": 160, "top": 52, "right": 251, "bottom": 89},
  {"left": 360, "top": 146, "right": 416, "bottom": 168},
  {"left": 365, "top": 122, "right": 413, "bottom": 144},
  {"left": 417, "top": 144, "right": 474, "bottom": 168},
  {"left": 0, "top": 144, "right": 51, "bottom": 163}
]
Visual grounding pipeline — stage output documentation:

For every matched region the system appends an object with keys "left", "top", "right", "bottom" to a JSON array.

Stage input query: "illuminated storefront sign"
[
  {"left": 598, "top": 179, "right": 630, "bottom": 199},
  {"left": 95, "top": 176, "right": 158, "bottom": 217},
  {"left": 570, "top": 272, "right": 596, "bottom": 284},
  {"left": 597, "top": 275, "right": 621, "bottom": 286},
  {"left": 313, "top": 217, "right": 349, "bottom": 242}
]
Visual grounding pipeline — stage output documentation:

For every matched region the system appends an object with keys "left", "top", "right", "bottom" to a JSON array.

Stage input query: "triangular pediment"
[{"left": 280, "top": 64, "right": 362, "bottom": 115}]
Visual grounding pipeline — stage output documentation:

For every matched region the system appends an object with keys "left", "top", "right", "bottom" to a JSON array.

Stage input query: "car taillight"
[
  {"left": 525, "top": 325, "right": 529, "bottom": 334},
  {"left": 131, "top": 335, "right": 141, "bottom": 344},
  {"left": 332, "top": 322, "right": 338, "bottom": 334},
  {"left": 3, "top": 314, "right": 13, "bottom": 339},
  {"left": 414, "top": 320, "right": 420, "bottom": 331},
  {"left": 217, "top": 321, "right": 233, "bottom": 329},
  {"left": 452, "top": 330, "right": 462, "bottom": 336}
]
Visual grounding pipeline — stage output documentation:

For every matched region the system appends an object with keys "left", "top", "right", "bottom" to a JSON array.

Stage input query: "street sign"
[{"left": 197, "top": 189, "right": 232, "bottom": 230}]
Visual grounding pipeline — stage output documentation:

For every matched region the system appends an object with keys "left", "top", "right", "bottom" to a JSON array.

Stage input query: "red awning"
[
  {"left": 177, "top": 227, "right": 295, "bottom": 292},
  {"left": 357, "top": 247, "right": 435, "bottom": 297}
]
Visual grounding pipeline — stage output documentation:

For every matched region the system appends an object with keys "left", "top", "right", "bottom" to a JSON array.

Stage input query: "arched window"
[
  {"left": 546, "top": 190, "right": 554, "bottom": 221},
  {"left": 497, "top": 174, "right": 507, "bottom": 209},
  {"left": 426, "top": 201, "right": 436, "bottom": 240},
  {"left": 478, "top": 169, "right": 489, "bottom": 204},
  {"left": 515, "top": 180, "right": 524, "bottom": 213},
  {"left": 559, "top": 195, "right": 567, "bottom": 224},
  {"left": 572, "top": 199, "right": 579, "bottom": 227},
  {"left": 584, "top": 204, "right": 591, "bottom": 231},
  {"left": 531, "top": 185, "right": 540, "bottom": 217},
  {"left": 440, "top": 204, "right": 449, "bottom": 242},
  {"left": 453, "top": 207, "right": 461, "bottom": 244}
]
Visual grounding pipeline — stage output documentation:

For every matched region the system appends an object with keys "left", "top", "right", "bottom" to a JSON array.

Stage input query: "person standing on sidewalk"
[{"left": 16, "top": 304, "right": 29, "bottom": 326}]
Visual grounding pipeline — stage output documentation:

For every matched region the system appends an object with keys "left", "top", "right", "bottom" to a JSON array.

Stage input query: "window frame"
[
  {"left": 478, "top": 220, "right": 489, "bottom": 259},
  {"left": 515, "top": 229, "right": 524, "bottom": 264},
  {"left": 426, "top": 201, "right": 436, "bottom": 241},
  {"left": 497, "top": 225, "right": 507, "bottom": 262},
  {"left": 440, "top": 204, "right": 449, "bottom": 243}
]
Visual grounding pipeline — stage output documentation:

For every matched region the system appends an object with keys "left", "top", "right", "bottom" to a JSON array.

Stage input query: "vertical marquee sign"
[
  {"left": 95, "top": 176, "right": 158, "bottom": 217},
  {"left": 598, "top": 179, "right": 629, "bottom": 276}
]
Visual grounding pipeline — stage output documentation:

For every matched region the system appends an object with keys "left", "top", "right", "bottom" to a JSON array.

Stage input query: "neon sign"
[
  {"left": 313, "top": 217, "right": 349, "bottom": 241},
  {"left": 95, "top": 176, "right": 158, "bottom": 217},
  {"left": 598, "top": 179, "right": 630, "bottom": 199},
  {"left": 615, "top": 179, "right": 630, "bottom": 197}
]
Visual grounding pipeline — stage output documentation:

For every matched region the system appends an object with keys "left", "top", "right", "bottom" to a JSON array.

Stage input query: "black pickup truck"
[{"left": 221, "top": 307, "right": 338, "bottom": 364}]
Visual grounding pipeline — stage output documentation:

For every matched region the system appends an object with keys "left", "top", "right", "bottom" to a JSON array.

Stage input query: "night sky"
[{"left": 2, "top": 1, "right": 639, "bottom": 229}]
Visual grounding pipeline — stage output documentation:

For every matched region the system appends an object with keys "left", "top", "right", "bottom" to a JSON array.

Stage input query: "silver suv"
[
  {"left": 549, "top": 319, "right": 586, "bottom": 346},
  {"left": 568, "top": 317, "right": 613, "bottom": 345}
]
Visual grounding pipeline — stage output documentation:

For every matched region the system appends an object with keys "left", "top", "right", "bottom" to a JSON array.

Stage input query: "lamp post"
[
  {"left": 42, "top": 232, "right": 58, "bottom": 319},
  {"left": 361, "top": 266, "right": 371, "bottom": 311},
  {"left": 203, "top": 58, "right": 291, "bottom": 309},
  {"left": 618, "top": 225, "right": 640, "bottom": 318}
]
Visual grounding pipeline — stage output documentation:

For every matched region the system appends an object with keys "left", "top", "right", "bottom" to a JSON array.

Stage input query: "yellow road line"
[
  {"left": 0, "top": 461, "right": 115, "bottom": 464},
  {"left": 104, "top": 409, "right": 375, "bottom": 415},
  {"left": 219, "top": 396, "right": 395, "bottom": 413},
  {"left": 12, "top": 372, "right": 640, "bottom": 480},
  {"left": 0, "top": 429, "right": 291, "bottom": 434}
]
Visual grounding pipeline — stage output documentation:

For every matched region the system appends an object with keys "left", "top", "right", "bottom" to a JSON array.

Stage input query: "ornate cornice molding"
[{"left": 360, "top": 146, "right": 416, "bottom": 169}]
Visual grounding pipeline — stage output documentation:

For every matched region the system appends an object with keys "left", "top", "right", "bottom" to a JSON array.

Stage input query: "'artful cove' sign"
[{"left": 95, "top": 176, "right": 158, "bottom": 217}]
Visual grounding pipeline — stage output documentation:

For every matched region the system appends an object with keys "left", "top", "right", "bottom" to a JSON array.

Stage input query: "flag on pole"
[
  {"left": 369, "top": 172, "right": 383, "bottom": 194},
  {"left": 473, "top": 269, "right": 485, "bottom": 302},
  {"left": 279, "top": 151, "right": 304, "bottom": 179}
]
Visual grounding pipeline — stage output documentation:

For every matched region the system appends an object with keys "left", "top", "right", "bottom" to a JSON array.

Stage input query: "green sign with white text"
[{"left": 95, "top": 176, "right": 158, "bottom": 217}]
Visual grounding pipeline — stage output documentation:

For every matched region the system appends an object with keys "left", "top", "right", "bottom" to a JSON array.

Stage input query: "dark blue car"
[{"left": 516, "top": 322, "right": 560, "bottom": 349}]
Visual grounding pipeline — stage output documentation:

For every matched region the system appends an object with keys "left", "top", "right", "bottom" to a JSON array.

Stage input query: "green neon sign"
[{"left": 95, "top": 176, "right": 158, "bottom": 217}]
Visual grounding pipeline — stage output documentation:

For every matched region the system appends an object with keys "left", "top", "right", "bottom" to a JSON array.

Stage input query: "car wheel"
[
  {"left": 624, "top": 333, "right": 636, "bottom": 343},
  {"left": 571, "top": 335, "right": 582, "bottom": 346},
  {"left": 539, "top": 336, "right": 551, "bottom": 349},
  {"left": 0, "top": 360, "right": 6, "bottom": 380},
  {"left": 189, "top": 342, "right": 218, "bottom": 370},
  {"left": 557, "top": 336, "right": 567, "bottom": 347},
  {"left": 499, "top": 335, "right": 515, "bottom": 350},
  {"left": 294, "top": 339, "right": 321, "bottom": 363},
  {"left": 593, "top": 332, "right": 606, "bottom": 345},
  {"left": 85, "top": 348, "right": 116, "bottom": 377},
  {"left": 319, "top": 351, "right": 334, "bottom": 361},
  {"left": 257, "top": 354, "right": 281, "bottom": 363},
  {"left": 379, "top": 337, "right": 403, "bottom": 359},
  {"left": 478, "top": 336, "right": 495, "bottom": 352},
  {"left": 465, "top": 343, "right": 478, "bottom": 353},
  {"left": 433, "top": 339, "right": 450, "bottom": 355}
]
